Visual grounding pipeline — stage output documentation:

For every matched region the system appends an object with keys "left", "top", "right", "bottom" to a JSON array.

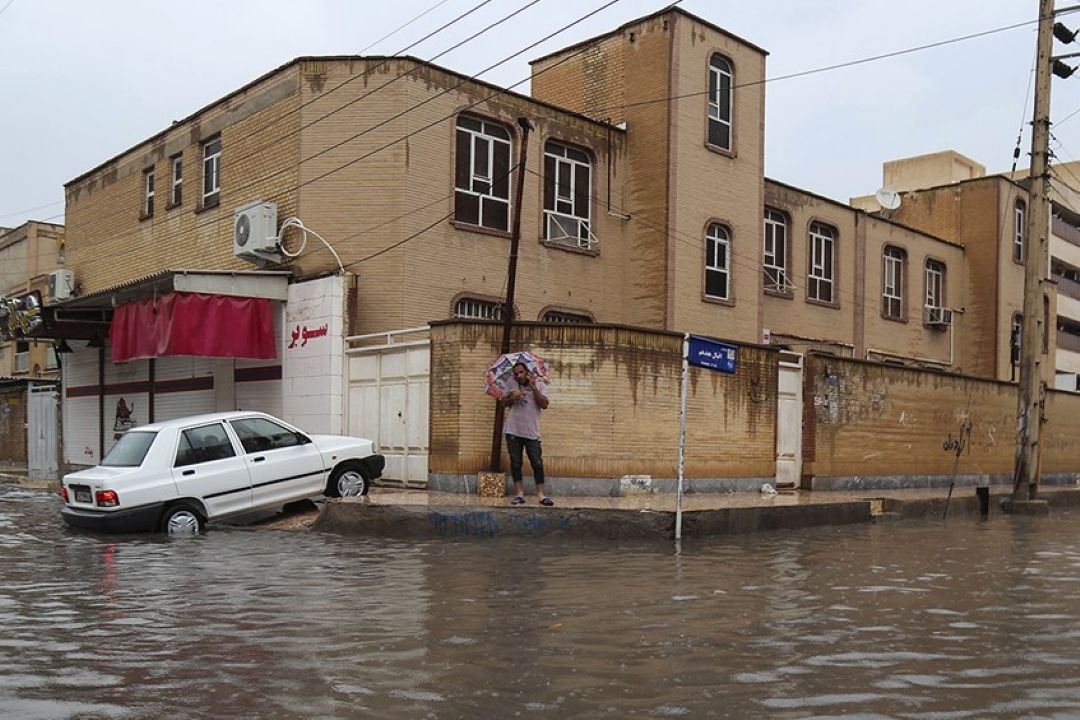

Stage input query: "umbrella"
[{"left": 485, "top": 351, "right": 550, "bottom": 399}]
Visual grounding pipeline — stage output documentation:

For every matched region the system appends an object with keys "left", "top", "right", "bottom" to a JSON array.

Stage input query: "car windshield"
[{"left": 101, "top": 431, "right": 157, "bottom": 467}]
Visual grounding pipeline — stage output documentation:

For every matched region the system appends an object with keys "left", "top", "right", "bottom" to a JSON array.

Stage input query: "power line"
[
  {"left": 358, "top": 0, "right": 457, "bottom": 54},
  {"left": 0, "top": 0, "right": 16, "bottom": 18},
  {"left": 64, "top": 0, "right": 640, "bottom": 273},
  {"left": 0, "top": 199, "right": 63, "bottom": 222}
]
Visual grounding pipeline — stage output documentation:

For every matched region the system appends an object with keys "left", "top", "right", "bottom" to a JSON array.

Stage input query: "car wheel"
[
  {"left": 327, "top": 464, "right": 370, "bottom": 498},
  {"left": 161, "top": 504, "right": 205, "bottom": 535}
]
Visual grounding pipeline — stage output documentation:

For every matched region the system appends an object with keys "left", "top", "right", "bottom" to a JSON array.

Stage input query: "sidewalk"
[{"left": 313, "top": 484, "right": 1080, "bottom": 540}]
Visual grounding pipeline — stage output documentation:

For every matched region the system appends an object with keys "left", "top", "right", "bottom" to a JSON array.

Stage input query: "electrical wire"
[
  {"left": 358, "top": 0, "right": 457, "bottom": 54},
  {"left": 44, "top": 1, "right": 1025, "bottom": 282}
]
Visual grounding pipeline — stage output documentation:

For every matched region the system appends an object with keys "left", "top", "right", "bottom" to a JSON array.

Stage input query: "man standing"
[{"left": 502, "top": 361, "right": 552, "bottom": 506}]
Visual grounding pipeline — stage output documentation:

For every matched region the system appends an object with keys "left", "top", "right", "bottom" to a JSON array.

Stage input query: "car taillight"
[
  {"left": 60, "top": 486, "right": 68, "bottom": 503},
  {"left": 95, "top": 490, "right": 120, "bottom": 507}
]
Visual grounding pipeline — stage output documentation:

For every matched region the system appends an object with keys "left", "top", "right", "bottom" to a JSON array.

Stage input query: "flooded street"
[{"left": 6, "top": 485, "right": 1080, "bottom": 718}]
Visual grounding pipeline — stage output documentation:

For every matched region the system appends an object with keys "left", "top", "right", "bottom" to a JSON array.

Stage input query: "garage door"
[{"left": 346, "top": 327, "right": 429, "bottom": 488}]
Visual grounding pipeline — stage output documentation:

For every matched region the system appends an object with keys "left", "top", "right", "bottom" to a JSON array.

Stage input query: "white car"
[{"left": 60, "top": 411, "right": 384, "bottom": 534}]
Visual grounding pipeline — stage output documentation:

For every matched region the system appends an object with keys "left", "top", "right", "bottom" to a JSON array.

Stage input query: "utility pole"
[
  {"left": 1011, "top": 0, "right": 1055, "bottom": 505},
  {"left": 488, "top": 117, "right": 534, "bottom": 473}
]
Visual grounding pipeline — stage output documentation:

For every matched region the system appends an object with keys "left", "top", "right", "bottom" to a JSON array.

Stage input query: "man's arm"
[{"left": 532, "top": 380, "right": 549, "bottom": 409}]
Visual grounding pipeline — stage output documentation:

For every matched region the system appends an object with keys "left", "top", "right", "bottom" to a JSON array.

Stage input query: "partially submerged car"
[{"left": 60, "top": 411, "right": 384, "bottom": 534}]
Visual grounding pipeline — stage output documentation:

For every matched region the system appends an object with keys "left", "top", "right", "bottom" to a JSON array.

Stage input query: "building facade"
[{"left": 50, "top": 7, "right": 992, "bottom": 476}]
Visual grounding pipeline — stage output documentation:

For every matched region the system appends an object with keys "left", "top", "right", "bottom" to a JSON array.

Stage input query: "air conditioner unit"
[
  {"left": 48, "top": 269, "right": 74, "bottom": 302},
  {"left": 233, "top": 201, "right": 281, "bottom": 264},
  {"left": 924, "top": 306, "right": 954, "bottom": 327}
]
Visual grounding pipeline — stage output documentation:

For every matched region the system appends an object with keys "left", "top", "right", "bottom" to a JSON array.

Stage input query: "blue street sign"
[{"left": 687, "top": 335, "right": 738, "bottom": 373}]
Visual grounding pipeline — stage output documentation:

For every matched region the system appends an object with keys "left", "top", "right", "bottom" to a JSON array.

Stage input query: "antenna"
[{"left": 875, "top": 186, "right": 902, "bottom": 212}]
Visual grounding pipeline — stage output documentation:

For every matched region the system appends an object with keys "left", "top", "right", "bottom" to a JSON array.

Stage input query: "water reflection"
[{"left": 5, "top": 485, "right": 1080, "bottom": 718}]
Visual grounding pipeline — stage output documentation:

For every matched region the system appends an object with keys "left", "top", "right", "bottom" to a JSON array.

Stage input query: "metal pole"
[
  {"left": 489, "top": 117, "right": 534, "bottom": 473},
  {"left": 675, "top": 333, "right": 689, "bottom": 540},
  {"left": 1012, "top": 0, "right": 1055, "bottom": 502}
]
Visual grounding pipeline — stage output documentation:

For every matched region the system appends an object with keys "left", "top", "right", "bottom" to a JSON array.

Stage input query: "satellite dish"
[{"left": 875, "top": 187, "right": 902, "bottom": 211}]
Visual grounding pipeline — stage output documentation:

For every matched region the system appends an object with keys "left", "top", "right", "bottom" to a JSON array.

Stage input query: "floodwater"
[{"left": 6, "top": 486, "right": 1080, "bottom": 719}]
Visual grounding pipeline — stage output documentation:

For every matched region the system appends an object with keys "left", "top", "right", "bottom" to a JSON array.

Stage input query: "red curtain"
[{"left": 110, "top": 292, "right": 277, "bottom": 363}]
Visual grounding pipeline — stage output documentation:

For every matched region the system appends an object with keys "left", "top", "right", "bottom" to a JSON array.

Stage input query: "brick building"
[{"left": 41, "top": 7, "right": 999, "bottom": 483}]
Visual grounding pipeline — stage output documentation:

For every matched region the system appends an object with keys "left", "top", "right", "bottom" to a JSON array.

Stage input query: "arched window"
[
  {"left": 454, "top": 115, "right": 512, "bottom": 231},
  {"left": 763, "top": 208, "right": 789, "bottom": 292},
  {"left": 807, "top": 222, "right": 836, "bottom": 303},
  {"left": 705, "top": 224, "right": 731, "bottom": 300},
  {"left": 707, "top": 55, "right": 733, "bottom": 150},
  {"left": 543, "top": 141, "right": 592, "bottom": 248},
  {"left": 454, "top": 296, "right": 503, "bottom": 320},
  {"left": 882, "top": 246, "right": 907, "bottom": 320},
  {"left": 1014, "top": 199, "right": 1026, "bottom": 262}
]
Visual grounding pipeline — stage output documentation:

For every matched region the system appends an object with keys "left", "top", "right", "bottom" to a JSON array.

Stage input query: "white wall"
[{"left": 282, "top": 275, "right": 345, "bottom": 433}]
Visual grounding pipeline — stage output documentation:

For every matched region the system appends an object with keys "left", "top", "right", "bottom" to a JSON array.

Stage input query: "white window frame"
[
  {"left": 45, "top": 343, "right": 58, "bottom": 370},
  {"left": 170, "top": 154, "right": 183, "bottom": 206},
  {"left": 543, "top": 141, "right": 592, "bottom": 248},
  {"left": 808, "top": 222, "right": 836, "bottom": 303},
  {"left": 455, "top": 116, "right": 512, "bottom": 232},
  {"left": 763, "top": 208, "right": 789, "bottom": 292},
  {"left": 882, "top": 246, "right": 905, "bottom": 320},
  {"left": 925, "top": 259, "right": 946, "bottom": 310},
  {"left": 143, "top": 167, "right": 155, "bottom": 217},
  {"left": 707, "top": 55, "right": 733, "bottom": 151},
  {"left": 202, "top": 136, "right": 221, "bottom": 204},
  {"left": 454, "top": 297, "right": 502, "bottom": 320},
  {"left": 704, "top": 223, "right": 731, "bottom": 300},
  {"left": 14, "top": 341, "right": 28, "bottom": 374},
  {"left": 1014, "top": 199, "right": 1025, "bottom": 262},
  {"left": 542, "top": 310, "right": 592, "bottom": 324}
]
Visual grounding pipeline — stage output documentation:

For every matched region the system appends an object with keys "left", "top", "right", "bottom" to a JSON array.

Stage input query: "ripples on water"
[{"left": 5, "top": 485, "right": 1080, "bottom": 718}]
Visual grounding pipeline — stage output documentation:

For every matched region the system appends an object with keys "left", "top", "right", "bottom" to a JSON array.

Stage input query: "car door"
[
  {"left": 171, "top": 422, "right": 253, "bottom": 519},
  {"left": 227, "top": 417, "right": 326, "bottom": 508}
]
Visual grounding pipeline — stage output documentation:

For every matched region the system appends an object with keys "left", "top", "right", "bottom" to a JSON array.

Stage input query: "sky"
[{"left": 0, "top": 0, "right": 1074, "bottom": 229}]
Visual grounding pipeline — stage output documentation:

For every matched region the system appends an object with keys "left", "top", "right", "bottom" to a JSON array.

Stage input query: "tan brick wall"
[
  {"left": 65, "top": 69, "right": 302, "bottom": 293},
  {"left": 1042, "top": 388, "right": 1080, "bottom": 475},
  {"left": 669, "top": 14, "right": 766, "bottom": 340},
  {"left": 289, "top": 59, "right": 635, "bottom": 336},
  {"left": 860, "top": 218, "right": 965, "bottom": 367},
  {"left": 429, "top": 321, "right": 777, "bottom": 483}
]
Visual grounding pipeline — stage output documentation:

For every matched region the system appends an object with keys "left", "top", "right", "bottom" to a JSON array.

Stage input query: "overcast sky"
[{"left": 0, "top": 0, "right": 1073, "bottom": 229}]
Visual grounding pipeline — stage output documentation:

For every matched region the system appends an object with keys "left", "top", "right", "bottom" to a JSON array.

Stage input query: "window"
[
  {"left": 543, "top": 141, "right": 592, "bottom": 247},
  {"left": 707, "top": 55, "right": 733, "bottom": 150},
  {"left": 45, "top": 344, "right": 57, "bottom": 370},
  {"left": 170, "top": 154, "right": 183, "bottom": 206},
  {"left": 101, "top": 431, "right": 157, "bottom": 468},
  {"left": 1014, "top": 199, "right": 1026, "bottom": 262},
  {"left": 228, "top": 417, "right": 305, "bottom": 454},
  {"left": 763, "top": 208, "right": 789, "bottom": 292},
  {"left": 143, "top": 167, "right": 155, "bottom": 218},
  {"left": 175, "top": 423, "right": 236, "bottom": 467},
  {"left": 202, "top": 136, "right": 221, "bottom": 207},
  {"left": 807, "top": 222, "right": 836, "bottom": 303},
  {"left": 454, "top": 115, "right": 512, "bottom": 232},
  {"left": 704, "top": 223, "right": 731, "bottom": 300},
  {"left": 1011, "top": 314, "right": 1023, "bottom": 366},
  {"left": 882, "top": 246, "right": 906, "bottom": 320},
  {"left": 542, "top": 310, "right": 592, "bottom": 324},
  {"left": 454, "top": 297, "right": 502, "bottom": 320},
  {"left": 925, "top": 259, "right": 946, "bottom": 313},
  {"left": 14, "top": 341, "right": 28, "bottom": 374}
]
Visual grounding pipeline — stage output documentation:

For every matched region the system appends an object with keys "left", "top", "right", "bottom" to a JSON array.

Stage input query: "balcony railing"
[
  {"left": 1054, "top": 273, "right": 1080, "bottom": 302},
  {"left": 1057, "top": 330, "right": 1080, "bottom": 353},
  {"left": 1053, "top": 215, "right": 1080, "bottom": 248}
]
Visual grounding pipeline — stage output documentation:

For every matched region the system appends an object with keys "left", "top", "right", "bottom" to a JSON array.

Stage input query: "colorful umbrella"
[{"left": 485, "top": 351, "right": 550, "bottom": 399}]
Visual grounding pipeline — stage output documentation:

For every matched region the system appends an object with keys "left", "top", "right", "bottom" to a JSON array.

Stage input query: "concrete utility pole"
[
  {"left": 488, "top": 117, "right": 534, "bottom": 473},
  {"left": 1011, "top": 0, "right": 1055, "bottom": 505}
]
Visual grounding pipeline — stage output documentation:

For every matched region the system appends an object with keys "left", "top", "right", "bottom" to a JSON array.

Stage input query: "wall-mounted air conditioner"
[
  {"left": 48, "top": 269, "right": 74, "bottom": 302},
  {"left": 233, "top": 201, "right": 281, "bottom": 264},
  {"left": 924, "top": 306, "right": 954, "bottom": 327}
]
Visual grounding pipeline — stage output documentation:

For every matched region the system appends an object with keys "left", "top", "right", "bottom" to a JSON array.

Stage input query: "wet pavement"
[{"left": 8, "top": 482, "right": 1080, "bottom": 718}]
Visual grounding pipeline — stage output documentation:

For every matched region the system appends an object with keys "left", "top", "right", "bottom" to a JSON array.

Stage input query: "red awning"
[{"left": 109, "top": 292, "right": 277, "bottom": 363}]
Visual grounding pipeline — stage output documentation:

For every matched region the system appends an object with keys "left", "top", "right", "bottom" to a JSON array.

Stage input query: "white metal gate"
[
  {"left": 345, "top": 327, "right": 430, "bottom": 488},
  {"left": 776, "top": 352, "right": 803, "bottom": 488},
  {"left": 28, "top": 384, "right": 58, "bottom": 477}
]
